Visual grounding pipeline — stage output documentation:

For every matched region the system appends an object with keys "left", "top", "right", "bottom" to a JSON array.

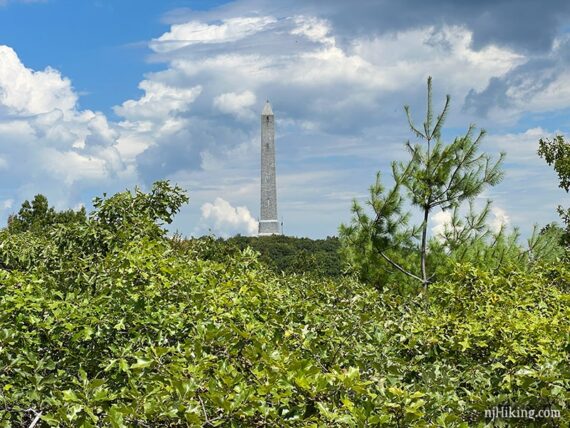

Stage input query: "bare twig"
[
  {"left": 25, "top": 409, "right": 42, "bottom": 428},
  {"left": 198, "top": 394, "right": 212, "bottom": 427}
]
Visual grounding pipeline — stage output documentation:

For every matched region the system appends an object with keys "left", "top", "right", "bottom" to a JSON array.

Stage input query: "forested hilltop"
[
  {"left": 0, "top": 79, "right": 568, "bottom": 426},
  {"left": 175, "top": 235, "right": 343, "bottom": 278}
]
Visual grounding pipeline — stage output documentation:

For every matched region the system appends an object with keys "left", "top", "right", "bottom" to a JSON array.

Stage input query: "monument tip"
[{"left": 262, "top": 100, "right": 274, "bottom": 116}]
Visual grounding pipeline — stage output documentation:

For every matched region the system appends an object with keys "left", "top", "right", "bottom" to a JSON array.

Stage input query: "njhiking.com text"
[{"left": 485, "top": 406, "right": 560, "bottom": 421}]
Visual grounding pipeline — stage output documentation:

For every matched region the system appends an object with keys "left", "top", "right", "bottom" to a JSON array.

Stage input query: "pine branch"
[
  {"left": 404, "top": 105, "right": 426, "bottom": 139},
  {"left": 378, "top": 250, "right": 423, "bottom": 283},
  {"left": 432, "top": 94, "right": 451, "bottom": 140},
  {"left": 431, "top": 132, "right": 483, "bottom": 205},
  {"left": 424, "top": 76, "right": 434, "bottom": 138}
]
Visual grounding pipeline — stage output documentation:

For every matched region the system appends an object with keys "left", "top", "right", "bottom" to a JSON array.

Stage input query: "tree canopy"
[
  {"left": 539, "top": 135, "right": 570, "bottom": 247},
  {"left": 7, "top": 194, "right": 86, "bottom": 234}
]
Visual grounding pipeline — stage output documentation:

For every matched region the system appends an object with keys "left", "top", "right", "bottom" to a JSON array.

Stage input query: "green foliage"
[
  {"left": 389, "top": 263, "right": 570, "bottom": 426},
  {"left": 540, "top": 222, "right": 569, "bottom": 253},
  {"left": 7, "top": 194, "right": 86, "bottom": 234},
  {"left": 0, "top": 182, "right": 568, "bottom": 426},
  {"left": 91, "top": 180, "right": 189, "bottom": 241},
  {"left": 226, "top": 235, "right": 342, "bottom": 277},
  {"left": 430, "top": 204, "right": 565, "bottom": 278},
  {"left": 175, "top": 235, "right": 343, "bottom": 278},
  {"left": 339, "top": 172, "right": 422, "bottom": 291},
  {"left": 402, "top": 77, "right": 504, "bottom": 285},
  {"left": 539, "top": 135, "right": 570, "bottom": 192},
  {"left": 539, "top": 135, "right": 570, "bottom": 246}
]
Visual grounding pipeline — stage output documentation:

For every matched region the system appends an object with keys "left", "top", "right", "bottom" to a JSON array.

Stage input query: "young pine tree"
[{"left": 340, "top": 77, "right": 504, "bottom": 290}]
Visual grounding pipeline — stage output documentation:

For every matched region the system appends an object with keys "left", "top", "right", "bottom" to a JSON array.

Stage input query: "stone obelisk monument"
[{"left": 258, "top": 100, "right": 281, "bottom": 236}]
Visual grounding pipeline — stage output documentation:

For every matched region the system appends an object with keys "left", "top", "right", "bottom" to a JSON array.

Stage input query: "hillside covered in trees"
[{"left": 174, "top": 235, "right": 343, "bottom": 278}]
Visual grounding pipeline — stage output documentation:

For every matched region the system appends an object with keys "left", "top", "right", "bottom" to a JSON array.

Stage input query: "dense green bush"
[{"left": 0, "top": 182, "right": 567, "bottom": 426}]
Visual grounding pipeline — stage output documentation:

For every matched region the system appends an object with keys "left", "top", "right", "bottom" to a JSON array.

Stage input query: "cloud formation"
[
  {"left": 431, "top": 210, "right": 453, "bottom": 240},
  {"left": 0, "top": 46, "right": 76, "bottom": 115},
  {"left": 123, "top": 11, "right": 523, "bottom": 190},
  {"left": 465, "top": 36, "right": 570, "bottom": 121},
  {"left": 0, "top": 46, "right": 132, "bottom": 209},
  {"left": 303, "top": 0, "right": 570, "bottom": 53},
  {"left": 200, "top": 197, "right": 258, "bottom": 237},
  {"left": 151, "top": 16, "right": 278, "bottom": 52},
  {"left": 213, "top": 90, "right": 257, "bottom": 120}
]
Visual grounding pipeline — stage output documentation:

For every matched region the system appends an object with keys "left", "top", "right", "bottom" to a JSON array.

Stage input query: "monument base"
[{"left": 258, "top": 219, "right": 281, "bottom": 236}]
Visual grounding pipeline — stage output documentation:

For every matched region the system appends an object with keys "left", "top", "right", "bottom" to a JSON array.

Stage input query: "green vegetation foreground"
[{"left": 0, "top": 182, "right": 568, "bottom": 427}]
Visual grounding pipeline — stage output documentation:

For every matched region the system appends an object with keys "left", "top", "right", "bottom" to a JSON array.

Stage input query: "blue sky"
[
  {"left": 0, "top": 0, "right": 229, "bottom": 114},
  {"left": 0, "top": 0, "right": 568, "bottom": 239}
]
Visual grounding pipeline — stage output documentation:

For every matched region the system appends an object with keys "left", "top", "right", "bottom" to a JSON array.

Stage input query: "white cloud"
[
  {"left": 42, "top": 150, "right": 109, "bottom": 185},
  {"left": 200, "top": 197, "right": 258, "bottom": 237},
  {"left": 431, "top": 210, "right": 453, "bottom": 240},
  {"left": 113, "top": 80, "right": 203, "bottom": 163},
  {"left": 155, "top": 23, "right": 520, "bottom": 98},
  {"left": 291, "top": 15, "right": 334, "bottom": 45},
  {"left": 150, "top": 16, "right": 277, "bottom": 53},
  {"left": 114, "top": 80, "right": 202, "bottom": 121},
  {"left": 0, "top": 45, "right": 135, "bottom": 213},
  {"left": 430, "top": 205, "right": 510, "bottom": 241},
  {"left": 213, "top": 90, "right": 256, "bottom": 119},
  {"left": 490, "top": 206, "right": 510, "bottom": 233},
  {"left": 352, "top": 25, "right": 524, "bottom": 94},
  {"left": 465, "top": 36, "right": 570, "bottom": 121},
  {"left": 143, "top": 21, "right": 523, "bottom": 127},
  {"left": 131, "top": 17, "right": 525, "bottom": 157},
  {"left": 0, "top": 46, "right": 77, "bottom": 116}
]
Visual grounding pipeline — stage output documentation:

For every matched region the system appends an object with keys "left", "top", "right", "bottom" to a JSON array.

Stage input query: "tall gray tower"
[{"left": 259, "top": 100, "right": 281, "bottom": 236}]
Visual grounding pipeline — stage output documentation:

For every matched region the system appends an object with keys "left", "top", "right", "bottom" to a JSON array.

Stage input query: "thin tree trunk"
[
  {"left": 420, "top": 206, "right": 429, "bottom": 288},
  {"left": 422, "top": 135, "right": 431, "bottom": 290}
]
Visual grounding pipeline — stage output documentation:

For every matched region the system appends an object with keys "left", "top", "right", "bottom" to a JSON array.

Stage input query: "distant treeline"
[{"left": 178, "top": 235, "right": 344, "bottom": 277}]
